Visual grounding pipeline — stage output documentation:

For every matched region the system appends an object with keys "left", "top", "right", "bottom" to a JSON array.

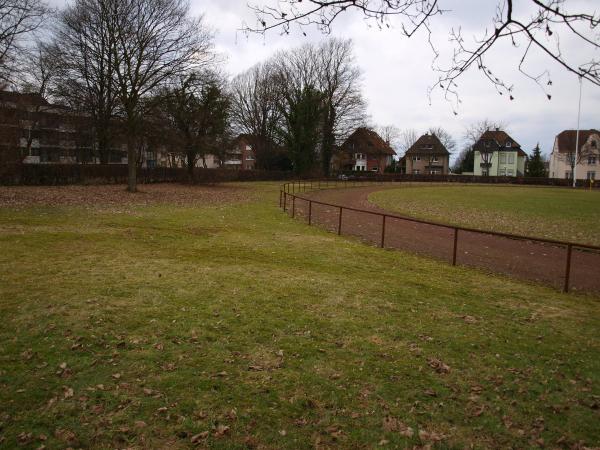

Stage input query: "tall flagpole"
[{"left": 573, "top": 76, "right": 583, "bottom": 187}]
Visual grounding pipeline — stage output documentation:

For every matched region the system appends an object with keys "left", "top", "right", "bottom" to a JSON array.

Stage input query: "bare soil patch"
[{"left": 0, "top": 183, "right": 254, "bottom": 209}]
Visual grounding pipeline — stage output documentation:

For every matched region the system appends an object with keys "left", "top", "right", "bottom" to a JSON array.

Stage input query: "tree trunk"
[
  {"left": 186, "top": 150, "right": 195, "bottom": 182},
  {"left": 127, "top": 134, "right": 137, "bottom": 192},
  {"left": 321, "top": 107, "right": 336, "bottom": 177}
]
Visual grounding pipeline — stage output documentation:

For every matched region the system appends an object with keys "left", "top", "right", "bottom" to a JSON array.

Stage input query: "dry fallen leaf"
[
  {"left": 191, "top": 431, "right": 209, "bottom": 443},
  {"left": 213, "top": 425, "right": 230, "bottom": 438},
  {"left": 418, "top": 429, "right": 447, "bottom": 442},
  {"left": 63, "top": 387, "right": 74, "bottom": 399},
  {"left": 427, "top": 358, "right": 451, "bottom": 374}
]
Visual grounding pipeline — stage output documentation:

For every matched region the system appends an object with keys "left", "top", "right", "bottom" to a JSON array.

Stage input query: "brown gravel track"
[{"left": 287, "top": 186, "right": 600, "bottom": 294}]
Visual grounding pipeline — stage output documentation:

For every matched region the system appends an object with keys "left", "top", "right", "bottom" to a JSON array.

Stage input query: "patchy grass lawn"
[
  {"left": 369, "top": 184, "right": 600, "bottom": 246},
  {"left": 1, "top": 182, "right": 599, "bottom": 449}
]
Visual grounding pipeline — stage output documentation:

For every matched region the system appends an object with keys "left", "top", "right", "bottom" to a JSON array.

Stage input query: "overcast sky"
[{"left": 50, "top": 0, "right": 600, "bottom": 158}]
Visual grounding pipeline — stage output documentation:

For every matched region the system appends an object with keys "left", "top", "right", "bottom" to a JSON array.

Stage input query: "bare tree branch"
[{"left": 245, "top": 0, "right": 600, "bottom": 111}]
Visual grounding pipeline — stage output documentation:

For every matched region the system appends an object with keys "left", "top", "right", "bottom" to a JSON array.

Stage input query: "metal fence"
[{"left": 279, "top": 179, "right": 600, "bottom": 294}]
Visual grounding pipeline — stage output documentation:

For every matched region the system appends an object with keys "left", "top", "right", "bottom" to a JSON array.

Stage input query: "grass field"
[
  {"left": 1, "top": 182, "right": 599, "bottom": 449},
  {"left": 369, "top": 184, "right": 600, "bottom": 246}
]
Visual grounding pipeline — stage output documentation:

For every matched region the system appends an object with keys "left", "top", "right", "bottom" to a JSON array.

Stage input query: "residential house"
[
  {"left": 405, "top": 133, "right": 450, "bottom": 175},
  {"left": 333, "top": 127, "right": 396, "bottom": 174},
  {"left": 473, "top": 129, "right": 526, "bottom": 177},
  {"left": 549, "top": 129, "right": 600, "bottom": 180},
  {"left": 0, "top": 91, "right": 96, "bottom": 164},
  {"left": 222, "top": 134, "right": 256, "bottom": 170},
  {"left": 0, "top": 90, "right": 180, "bottom": 167}
]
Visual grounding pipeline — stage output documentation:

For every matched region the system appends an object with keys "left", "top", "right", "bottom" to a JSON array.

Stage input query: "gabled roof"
[
  {"left": 554, "top": 129, "right": 600, "bottom": 154},
  {"left": 473, "top": 129, "right": 526, "bottom": 156},
  {"left": 405, "top": 133, "right": 449, "bottom": 156},
  {"left": 340, "top": 127, "right": 396, "bottom": 156}
]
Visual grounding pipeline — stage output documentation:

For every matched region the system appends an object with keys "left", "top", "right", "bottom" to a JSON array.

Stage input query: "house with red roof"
[
  {"left": 549, "top": 129, "right": 600, "bottom": 180},
  {"left": 331, "top": 127, "right": 396, "bottom": 174}
]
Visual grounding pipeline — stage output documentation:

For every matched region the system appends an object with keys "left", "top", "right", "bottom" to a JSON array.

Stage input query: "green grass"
[
  {"left": 370, "top": 184, "right": 600, "bottom": 245},
  {"left": 1, "top": 182, "right": 599, "bottom": 449}
]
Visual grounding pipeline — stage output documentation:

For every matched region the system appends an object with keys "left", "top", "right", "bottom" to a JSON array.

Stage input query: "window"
[
  {"left": 507, "top": 169, "right": 513, "bottom": 176},
  {"left": 508, "top": 154, "right": 515, "bottom": 164},
  {"left": 505, "top": 140, "right": 511, "bottom": 147},
  {"left": 587, "top": 171, "right": 596, "bottom": 180},
  {"left": 429, "top": 169, "right": 440, "bottom": 175},
  {"left": 413, "top": 169, "right": 420, "bottom": 175},
  {"left": 432, "top": 156, "right": 438, "bottom": 162},
  {"left": 245, "top": 145, "right": 252, "bottom": 151},
  {"left": 412, "top": 156, "right": 421, "bottom": 161},
  {"left": 245, "top": 155, "right": 254, "bottom": 161},
  {"left": 592, "top": 141, "right": 597, "bottom": 149},
  {"left": 499, "top": 154, "right": 507, "bottom": 164},
  {"left": 588, "top": 156, "right": 597, "bottom": 165},
  {"left": 499, "top": 168, "right": 506, "bottom": 176},
  {"left": 355, "top": 153, "right": 365, "bottom": 160}
]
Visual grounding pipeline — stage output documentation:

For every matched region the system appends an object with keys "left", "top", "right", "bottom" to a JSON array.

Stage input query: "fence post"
[
  {"left": 380, "top": 215, "right": 387, "bottom": 248},
  {"left": 564, "top": 244, "right": 573, "bottom": 293},
  {"left": 452, "top": 228, "right": 459, "bottom": 266},
  {"left": 279, "top": 190, "right": 282, "bottom": 208},
  {"left": 292, "top": 196, "right": 296, "bottom": 218},
  {"left": 308, "top": 201, "right": 312, "bottom": 225},
  {"left": 338, "top": 207, "right": 343, "bottom": 235},
  {"left": 283, "top": 192, "right": 287, "bottom": 211}
]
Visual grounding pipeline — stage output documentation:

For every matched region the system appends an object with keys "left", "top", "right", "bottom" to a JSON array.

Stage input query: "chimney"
[{"left": 495, "top": 127, "right": 500, "bottom": 132}]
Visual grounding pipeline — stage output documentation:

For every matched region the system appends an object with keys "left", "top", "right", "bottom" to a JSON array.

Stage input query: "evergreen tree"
[
  {"left": 527, "top": 143, "right": 547, "bottom": 177},
  {"left": 452, "top": 146, "right": 474, "bottom": 174},
  {"left": 279, "top": 85, "right": 324, "bottom": 175}
]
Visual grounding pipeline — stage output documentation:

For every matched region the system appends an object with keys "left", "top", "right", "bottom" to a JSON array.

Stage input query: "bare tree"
[
  {"left": 463, "top": 119, "right": 507, "bottom": 146},
  {"left": 54, "top": 0, "right": 120, "bottom": 164},
  {"left": 376, "top": 124, "right": 401, "bottom": 147},
  {"left": 398, "top": 128, "right": 419, "bottom": 156},
  {"left": 230, "top": 62, "right": 283, "bottom": 169},
  {"left": 464, "top": 119, "right": 508, "bottom": 176},
  {"left": 427, "top": 126, "right": 455, "bottom": 154},
  {"left": 18, "top": 41, "right": 61, "bottom": 159},
  {"left": 247, "top": 1, "right": 600, "bottom": 109},
  {"left": 109, "top": 0, "right": 214, "bottom": 192},
  {"left": 313, "top": 38, "right": 366, "bottom": 175},
  {"left": 556, "top": 136, "right": 596, "bottom": 180},
  {"left": 0, "top": 0, "right": 48, "bottom": 85}
]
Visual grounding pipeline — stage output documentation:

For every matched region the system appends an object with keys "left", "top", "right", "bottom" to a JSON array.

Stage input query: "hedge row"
[
  {"left": 0, "top": 163, "right": 594, "bottom": 187},
  {"left": 0, "top": 164, "right": 295, "bottom": 186}
]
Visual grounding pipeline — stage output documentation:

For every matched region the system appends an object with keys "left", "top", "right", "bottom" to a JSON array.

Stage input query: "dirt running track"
[{"left": 287, "top": 186, "right": 600, "bottom": 294}]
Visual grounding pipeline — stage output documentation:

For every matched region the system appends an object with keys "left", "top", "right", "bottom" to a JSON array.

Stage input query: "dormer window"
[
  {"left": 505, "top": 141, "right": 511, "bottom": 147},
  {"left": 592, "top": 141, "right": 597, "bottom": 149}
]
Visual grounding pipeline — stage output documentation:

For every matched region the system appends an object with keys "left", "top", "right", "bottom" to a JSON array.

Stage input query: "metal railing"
[{"left": 279, "top": 179, "right": 600, "bottom": 294}]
